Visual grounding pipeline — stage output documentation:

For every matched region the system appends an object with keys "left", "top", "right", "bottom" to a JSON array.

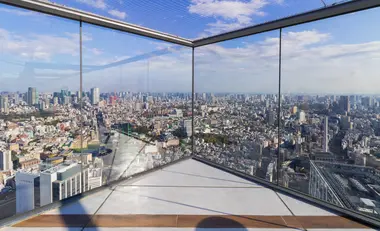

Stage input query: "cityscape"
[
  {"left": 2, "top": 87, "right": 380, "bottom": 219},
  {"left": 0, "top": 87, "right": 192, "bottom": 218},
  {"left": 0, "top": 0, "right": 380, "bottom": 225}
]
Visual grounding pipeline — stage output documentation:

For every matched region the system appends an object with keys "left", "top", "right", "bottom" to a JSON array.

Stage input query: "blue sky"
[{"left": 0, "top": 1, "right": 380, "bottom": 94}]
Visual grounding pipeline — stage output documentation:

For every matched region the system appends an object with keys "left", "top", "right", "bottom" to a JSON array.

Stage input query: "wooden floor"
[{"left": 13, "top": 214, "right": 372, "bottom": 229}]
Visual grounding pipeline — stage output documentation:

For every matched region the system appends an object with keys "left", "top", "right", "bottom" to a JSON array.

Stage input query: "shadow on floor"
[
  {"left": 111, "top": 188, "right": 299, "bottom": 229},
  {"left": 58, "top": 193, "right": 98, "bottom": 231},
  {"left": 196, "top": 216, "right": 247, "bottom": 230}
]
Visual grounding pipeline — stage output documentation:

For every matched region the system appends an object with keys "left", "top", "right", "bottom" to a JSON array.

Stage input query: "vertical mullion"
[
  {"left": 80, "top": 20, "right": 83, "bottom": 154},
  {"left": 277, "top": 28, "right": 282, "bottom": 186},
  {"left": 192, "top": 47, "right": 195, "bottom": 157}
]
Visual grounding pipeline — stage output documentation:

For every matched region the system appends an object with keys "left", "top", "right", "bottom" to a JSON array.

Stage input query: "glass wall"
[
  {"left": 280, "top": 7, "right": 380, "bottom": 219},
  {"left": 81, "top": 24, "right": 192, "bottom": 184},
  {"left": 194, "top": 31, "right": 280, "bottom": 183},
  {"left": 194, "top": 6, "right": 380, "bottom": 221},
  {"left": 0, "top": 3, "right": 192, "bottom": 221},
  {"left": 1, "top": 0, "right": 380, "bottom": 225},
  {"left": 0, "top": 4, "right": 81, "bottom": 219}
]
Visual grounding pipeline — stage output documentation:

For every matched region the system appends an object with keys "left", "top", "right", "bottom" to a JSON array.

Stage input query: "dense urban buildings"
[
  {"left": 0, "top": 86, "right": 192, "bottom": 218},
  {"left": 2, "top": 84, "right": 380, "bottom": 219},
  {"left": 193, "top": 93, "right": 380, "bottom": 218}
]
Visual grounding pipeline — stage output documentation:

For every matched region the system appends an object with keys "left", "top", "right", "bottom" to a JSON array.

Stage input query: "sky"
[{"left": 0, "top": 0, "right": 380, "bottom": 94}]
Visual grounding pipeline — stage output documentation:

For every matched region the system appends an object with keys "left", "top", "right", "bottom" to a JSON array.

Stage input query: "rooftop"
[{"left": 2, "top": 158, "right": 376, "bottom": 230}]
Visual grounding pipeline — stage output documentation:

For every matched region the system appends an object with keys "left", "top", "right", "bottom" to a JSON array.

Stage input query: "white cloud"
[
  {"left": 0, "top": 28, "right": 97, "bottom": 61},
  {"left": 189, "top": 0, "right": 268, "bottom": 23},
  {"left": 75, "top": 0, "right": 107, "bottom": 9},
  {"left": 189, "top": 0, "right": 282, "bottom": 36},
  {"left": 2, "top": 25, "right": 379, "bottom": 94},
  {"left": 89, "top": 48, "right": 103, "bottom": 55},
  {"left": 195, "top": 30, "right": 380, "bottom": 94},
  {"left": 74, "top": 0, "right": 127, "bottom": 20},
  {"left": 107, "top": 9, "right": 127, "bottom": 19},
  {"left": 65, "top": 32, "right": 93, "bottom": 42},
  {"left": 204, "top": 20, "right": 247, "bottom": 35},
  {"left": 0, "top": 7, "right": 40, "bottom": 16}
]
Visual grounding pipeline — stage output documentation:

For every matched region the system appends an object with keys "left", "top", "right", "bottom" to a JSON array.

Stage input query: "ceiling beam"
[
  {"left": 0, "top": 0, "right": 193, "bottom": 47},
  {"left": 193, "top": 0, "right": 380, "bottom": 47}
]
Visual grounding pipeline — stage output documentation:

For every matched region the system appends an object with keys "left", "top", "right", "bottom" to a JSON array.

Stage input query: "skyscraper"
[
  {"left": 266, "top": 110, "right": 275, "bottom": 125},
  {"left": 181, "top": 119, "right": 192, "bottom": 137},
  {"left": 0, "top": 150, "right": 12, "bottom": 171},
  {"left": 27, "top": 87, "right": 37, "bottom": 106},
  {"left": 0, "top": 96, "right": 9, "bottom": 113},
  {"left": 323, "top": 116, "right": 329, "bottom": 152},
  {"left": 90, "top": 88, "right": 100, "bottom": 105},
  {"left": 15, "top": 172, "right": 39, "bottom": 214},
  {"left": 339, "top": 96, "right": 350, "bottom": 112}
]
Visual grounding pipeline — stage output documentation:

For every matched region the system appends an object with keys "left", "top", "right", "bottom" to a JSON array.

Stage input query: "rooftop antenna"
[{"left": 320, "top": 0, "right": 327, "bottom": 7}]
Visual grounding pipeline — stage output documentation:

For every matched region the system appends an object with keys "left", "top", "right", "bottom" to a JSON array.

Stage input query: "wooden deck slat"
[{"left": 13, "top": 214, "right": 373, "bottom": 229}]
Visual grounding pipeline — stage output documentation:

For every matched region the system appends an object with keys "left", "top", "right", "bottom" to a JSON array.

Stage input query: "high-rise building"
[
  {"left": 53, "top": 97, "right": 59, "bottom": 105},
  {"left": 27, "top": 87, "right": 37, "bottom": 105},
  {"left": 90, "top": 88, "right": 100, "bottom": 105},
  {"left": 291, "top": 106, "right": 298, "bottom": 115},
  {"left": 297, "top": 110, "right": 306, "bottom": 124},
  {"left": 0, "top": 150, "right": 13, "bottom": 171},
  {"left": 266, "top": 110, "right": 275, "bottom": 125},
  {"left": 181, "top": 119, "right": 192, "bottom": 137},
  {"left": 13, "top": 93, "right": 19, "bottom": 105},
  {"left": 339, "top": 96, "right": 350, "bottom": 112},
  {"left": 40, "top": 163, "right": 88, "bottom": 206},
  {"left": 15, "top": 172, "right": 40, "bottom": 214},
  {"left": 0, "top": 95, "right": 9, "bottom": 113},
  {"left": 44, "top": 98, "right": 50, "bottom": 109},
  {"left": 323, "top": 116, "right": 329, "bottom": 152},
  {"left": 64, "top": 96, "right": 71, "bottom": 105}
]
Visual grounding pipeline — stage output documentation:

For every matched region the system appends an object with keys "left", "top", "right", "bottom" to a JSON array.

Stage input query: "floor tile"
[
  {"left": 276, "top": 193, "right": 337, "bottom": 216},
  {"left": 96, "top": 186, "right": 292, "bottom": 215},
  {"left": 129, "top": 159, "right": 260, "bottom": 187},
  {"left": 46, "top": 188, "right": 113, "bottom": 215}
]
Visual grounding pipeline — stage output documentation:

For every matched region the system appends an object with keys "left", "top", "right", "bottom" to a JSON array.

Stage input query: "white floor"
[
  {"left": 2, "top": 159, "right": 377, "bottom": 231},
  {"left": 45, "top": 159, "right": 338, "bottom": 217}
]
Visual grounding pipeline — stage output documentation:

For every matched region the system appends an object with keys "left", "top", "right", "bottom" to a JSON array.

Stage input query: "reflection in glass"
[
  {"left": 281, "top": 8, "right": 380, "bottom": 218},
  {"left": 81, "top": 24, "right": 192, "bottom": 185},
  {"left": 0, "top": 4, "right": 81, "bottom": 219},
  {"left": 194, "top": 31, "right": 280, "bottom": 183}
]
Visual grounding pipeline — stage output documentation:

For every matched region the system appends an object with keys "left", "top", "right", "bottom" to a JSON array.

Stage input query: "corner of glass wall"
[
  {"left": 0, "top": 3, "right": 81, "bottom": 219},
  {"left": 194, "top": 30, "right": 281, "bottom": 184},
  {"left": 80, "top": 23, "right": 192, "bottom": 185},
  {"left": 280, "top": 6, "right": 380, "bottom": 220}
]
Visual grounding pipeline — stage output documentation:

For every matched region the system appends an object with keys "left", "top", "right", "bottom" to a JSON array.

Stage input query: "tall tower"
[
  {"left": 27, "top": 87, "right": 37, "bottom": 105},
  {"left": 0, "top": 96, "right": 9, "bottom": 113},
  {"left": 339, "top": 96, "right": 350, "bottom": 112},
  {"left": 0, "top": 150, "right": 12, "bottom": 171},
  {"left": 90, "top": 88, "right": 100, "bottom": 105},
  {"left": 323, "top": 116, "right": 329, "bottom": 152}
]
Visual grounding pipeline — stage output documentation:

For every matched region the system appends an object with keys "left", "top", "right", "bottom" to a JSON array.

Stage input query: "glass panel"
[
  {"left": 0, "top": 4, "right": 80, "bottom": 219},
  {"left": 281, "top": 7, "right": 380, "bottom": 218},
  {"left": 47, "top": 0, "right": 347, "bottom": 39},
  {"left": 81, "top": 23, "right": 192, "bottom": 185},
  {"left": 194, "top": 31, "right": 280, "bottom": 183}
]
